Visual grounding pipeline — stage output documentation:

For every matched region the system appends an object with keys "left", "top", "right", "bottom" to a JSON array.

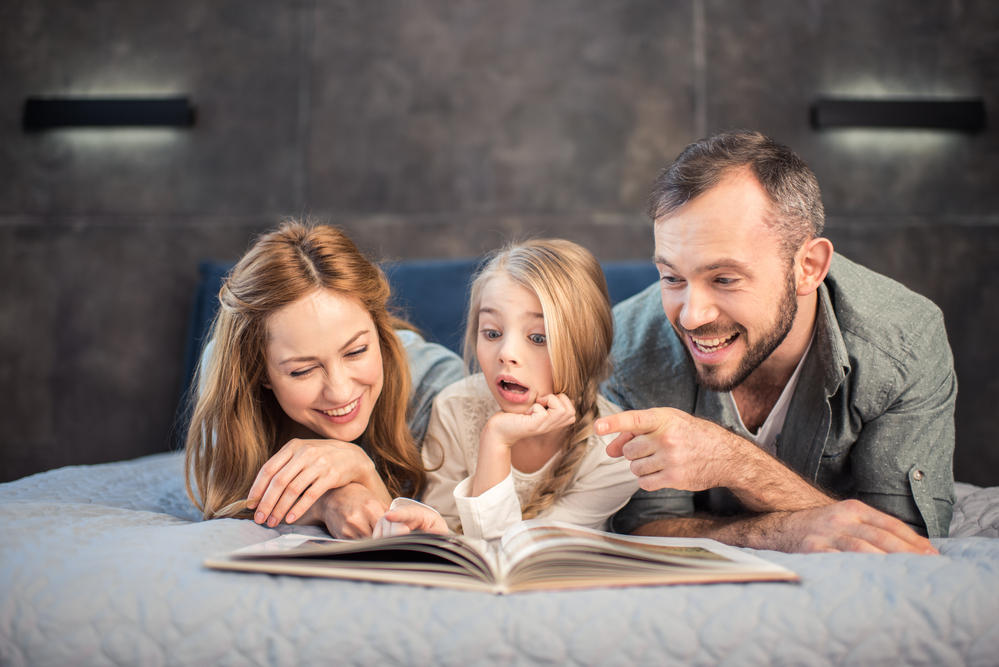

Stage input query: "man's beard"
[{"left": 674, "top": 270, "right": 798, "bottom": 393}]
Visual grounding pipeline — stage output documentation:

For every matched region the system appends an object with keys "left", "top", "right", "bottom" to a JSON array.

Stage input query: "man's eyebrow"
[
  {"left": 652, "top": 254, "right": 674, "bottom": 270},
  {"left": 653, "top": 255, "right": 751, "bottom": 273},
  {"left": 279, "top": 330, "right": 368, "bottom": 364}
]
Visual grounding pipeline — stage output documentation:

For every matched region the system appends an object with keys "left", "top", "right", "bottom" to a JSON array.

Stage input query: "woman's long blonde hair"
[
  {"left": 184, "top": 220, "right": 424, "bottom": 519},
  {"left": 462, "top": 239, "right": 614, "bottom": 519}
]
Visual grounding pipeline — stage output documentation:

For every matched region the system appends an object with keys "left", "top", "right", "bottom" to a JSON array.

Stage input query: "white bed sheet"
[{"left": 2, "top": 452, "right": 998, "bottom": 667}]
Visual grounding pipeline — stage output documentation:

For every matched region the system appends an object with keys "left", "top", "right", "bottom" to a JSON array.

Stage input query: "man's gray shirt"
[{"left": 604, "top": 253, "right": 956, "bottom": 538}]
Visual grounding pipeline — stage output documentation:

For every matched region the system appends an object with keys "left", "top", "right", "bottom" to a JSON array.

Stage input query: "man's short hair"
[{"left": 647, "top": 129, "right": 825, "bottom": 261}]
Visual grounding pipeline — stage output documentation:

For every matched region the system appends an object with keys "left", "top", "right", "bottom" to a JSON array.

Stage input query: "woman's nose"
[{"left": 321, "top": 366, "right": 353, "bottom": 403}]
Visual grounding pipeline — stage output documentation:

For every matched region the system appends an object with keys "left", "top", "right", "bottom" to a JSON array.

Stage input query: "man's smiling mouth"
[{"left": 691, "top": 332, "right": 738, "bottom": 354}]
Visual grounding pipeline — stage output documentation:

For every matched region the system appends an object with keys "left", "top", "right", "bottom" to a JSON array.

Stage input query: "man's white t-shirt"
[{"left": 724, "top": 330, "right": 815, "bottom": 455}]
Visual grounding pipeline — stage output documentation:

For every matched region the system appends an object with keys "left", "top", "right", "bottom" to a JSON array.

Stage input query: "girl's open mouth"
[{"left": 496, "top": 377, "right": 531, "bottom": 403}]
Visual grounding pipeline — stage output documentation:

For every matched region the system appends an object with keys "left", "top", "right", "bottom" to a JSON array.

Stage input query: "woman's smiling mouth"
[{"left": 317, "top": 398, "right": 360, "bottom": 421}]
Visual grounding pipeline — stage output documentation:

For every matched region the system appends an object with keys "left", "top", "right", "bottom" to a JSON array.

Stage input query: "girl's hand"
[
  {"left": 484, "top": 393, "right": 577, "bottom": 446},
  {"left": 473, "top": 394, "right": 576, "bottom": 498},
  {"left": 247, "top": 439, "right": 391, "bottom": 527},
  {"left": 374, "top": 503, "right": 449, "bottom": 538}
]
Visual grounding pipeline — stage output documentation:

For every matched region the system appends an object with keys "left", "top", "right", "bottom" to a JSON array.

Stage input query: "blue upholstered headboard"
[{"left": 179, "top": 257, "right": 658, "bottom": 410}]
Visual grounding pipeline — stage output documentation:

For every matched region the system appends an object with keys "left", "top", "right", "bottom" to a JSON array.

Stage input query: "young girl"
[{"left": 381, "top": 239, "right": 639, "bottom": 541}]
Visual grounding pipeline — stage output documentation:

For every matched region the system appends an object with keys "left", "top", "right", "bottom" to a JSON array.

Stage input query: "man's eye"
[
  {"left": 661, "top": 276, "right": 683, "bottom": 285},
  {"left": 529, "top": 334, "right": 546, "bottom": 345}
]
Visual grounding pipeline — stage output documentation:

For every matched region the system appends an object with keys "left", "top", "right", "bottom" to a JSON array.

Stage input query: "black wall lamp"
[
  {"left": 23, "top": 96, "right": 195, "bottom": 130},
  {"left": 811, "top": 97, "right": 986, "bottom": 132}
]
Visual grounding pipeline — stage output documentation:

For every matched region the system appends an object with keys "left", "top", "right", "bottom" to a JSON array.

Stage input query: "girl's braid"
[{"left": 520, "top": 388, "right": 599, "bottom": 520}]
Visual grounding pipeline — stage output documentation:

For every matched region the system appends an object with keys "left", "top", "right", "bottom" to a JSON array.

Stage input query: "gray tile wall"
[{"left": 1, "top": 0, "right": 997, "bottom": 486}]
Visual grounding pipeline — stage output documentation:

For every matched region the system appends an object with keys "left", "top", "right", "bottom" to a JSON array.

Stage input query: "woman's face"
[{"left": 263, "top": 289, "right": 384, "bottom": 443}]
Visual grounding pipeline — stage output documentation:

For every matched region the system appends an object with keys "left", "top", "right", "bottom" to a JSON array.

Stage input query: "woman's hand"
[
  {"left": 374, "top": 503, "right": 449, "bottom": 538},
  {"left": 247, "top": 438, "right": 391, "bottom": 527},
  {"left": 296, "top": 483, "right": 390, "bottom": 539}
]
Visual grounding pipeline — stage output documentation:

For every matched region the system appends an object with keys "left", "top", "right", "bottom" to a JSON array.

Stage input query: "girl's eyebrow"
[
  {"left": 279, "top": 330, "right": 368, "bottom": 365},
  {"left": 479, "top": 306, "right": 543, "bottom": 319}
]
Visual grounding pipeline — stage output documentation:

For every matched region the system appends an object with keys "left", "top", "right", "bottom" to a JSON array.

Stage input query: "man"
[{"left": 598, "top": 130, "right": 956, "bottom": 554}]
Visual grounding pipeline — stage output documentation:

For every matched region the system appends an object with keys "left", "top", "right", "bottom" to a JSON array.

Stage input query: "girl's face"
[
  {"left": 475, "top": 274, "right": 555, "bottom": 413},
  {"left": 263, "top": 289, "right": 384, "bottom": 443}
]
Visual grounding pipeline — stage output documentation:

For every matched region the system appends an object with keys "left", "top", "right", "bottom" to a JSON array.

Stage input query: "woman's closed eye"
[
  {"left": 345, "top": 344, "right": 369, "bottom": 358},
  {"left": 290, "top": 366, "right": 317, "bottom": 378}
]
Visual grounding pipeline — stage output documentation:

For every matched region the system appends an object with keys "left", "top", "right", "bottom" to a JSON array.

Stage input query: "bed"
[{"left": 2, "top": 451, "right": 997, "bottom": 666}]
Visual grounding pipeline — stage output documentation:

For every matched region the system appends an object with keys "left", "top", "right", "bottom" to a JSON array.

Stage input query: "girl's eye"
[
  {"left": 346, "top": 345, "right": 368, "bottom": 358},
  {"left": 528, "top": 333, "right": 546, "bottom": 345},
  {"left": 481, "top": 329, "right": 501, "bottom": 340}
]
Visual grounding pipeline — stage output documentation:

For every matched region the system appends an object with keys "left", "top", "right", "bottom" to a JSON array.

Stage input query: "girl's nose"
[{"left": 497, "top": 337, "right": 522, "bottom": 366}]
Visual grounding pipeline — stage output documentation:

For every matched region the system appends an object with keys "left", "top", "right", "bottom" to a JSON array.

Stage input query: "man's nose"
[{"left": 678, "top": 285, "right": 719, "bottom": 331}]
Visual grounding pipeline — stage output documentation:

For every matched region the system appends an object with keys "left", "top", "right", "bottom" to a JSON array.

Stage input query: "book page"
[
  {"left": 498, "top": 519, "right": 795, "bottom": 577},
  {"left": 217, "top": 531, "right": 501, "bottom": 583},
  {"left": 206, "top": 521, "right": 796, "bottom": 594}
]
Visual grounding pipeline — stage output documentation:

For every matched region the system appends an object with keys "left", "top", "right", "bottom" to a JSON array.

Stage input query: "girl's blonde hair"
[
  {"left": 462, "top": 239, "right": 614, "bottom": 519},
  {"left": 184, "top": 220, "right": 424, "bottom": 519}
]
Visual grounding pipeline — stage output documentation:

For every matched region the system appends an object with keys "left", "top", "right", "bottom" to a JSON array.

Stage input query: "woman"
[{"left": 184, "top": 220, "right": 463, "bottom": 537}]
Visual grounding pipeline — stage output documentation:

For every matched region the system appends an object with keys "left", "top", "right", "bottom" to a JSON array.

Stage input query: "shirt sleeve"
[
  {"left": 398, "top": 330, "right": 465, "bottom": 447},
  {"left": 608, "top": 488, "right": 696, "bottom": 535},
  {"left": 419, "top": 392, "right": 470, "bottom": 534},
  {"left": 848, "top": 309, "right": 957, "bottom": 538},
  {"left": 453, "top": 474, "right": 524, "bottom": 541}
]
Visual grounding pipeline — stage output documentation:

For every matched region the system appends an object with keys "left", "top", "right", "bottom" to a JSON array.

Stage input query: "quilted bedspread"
[{"left": 2, "top": 452, "right": 998, "bottom": 667}]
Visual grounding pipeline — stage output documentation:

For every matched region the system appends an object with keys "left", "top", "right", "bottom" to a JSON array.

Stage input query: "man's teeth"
[
  {"left": 323, "top": 399, "right": 358, "bottom": 417},
  {"left": 693, "top": 333, "right": 737, "bottom": 353}
]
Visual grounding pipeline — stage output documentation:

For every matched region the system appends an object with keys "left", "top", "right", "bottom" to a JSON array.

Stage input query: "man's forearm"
[
  {"left": 631, "top": 513, "right": 795, "bottom": 551},
  {"left": 631, "top": 497, "right": 940, "bottom": 555},
  {"left": 723, "top": 436, "right": 835, "bottom": 513}
]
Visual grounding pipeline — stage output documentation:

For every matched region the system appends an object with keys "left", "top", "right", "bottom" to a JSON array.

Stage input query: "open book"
[{"left": 205, "top": 520, "right": 798, "bottom": 594}]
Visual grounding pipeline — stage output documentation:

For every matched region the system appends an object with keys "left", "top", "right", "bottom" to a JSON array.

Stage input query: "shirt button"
[{"left": 913, "top": 470, "right": 925, "bottom": 481}]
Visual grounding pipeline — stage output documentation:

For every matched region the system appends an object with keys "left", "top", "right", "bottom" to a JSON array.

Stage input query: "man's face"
[{"left": 653, "top": 169, "right": 799, "bottom": 392}]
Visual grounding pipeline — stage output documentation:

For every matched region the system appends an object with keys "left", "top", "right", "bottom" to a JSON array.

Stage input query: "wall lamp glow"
[
  {"left": 811, "top": 97, "right": 986, "bottom": 132},
  {"left": 23, "top": 96, "right": 195, "bottom": 130}
]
